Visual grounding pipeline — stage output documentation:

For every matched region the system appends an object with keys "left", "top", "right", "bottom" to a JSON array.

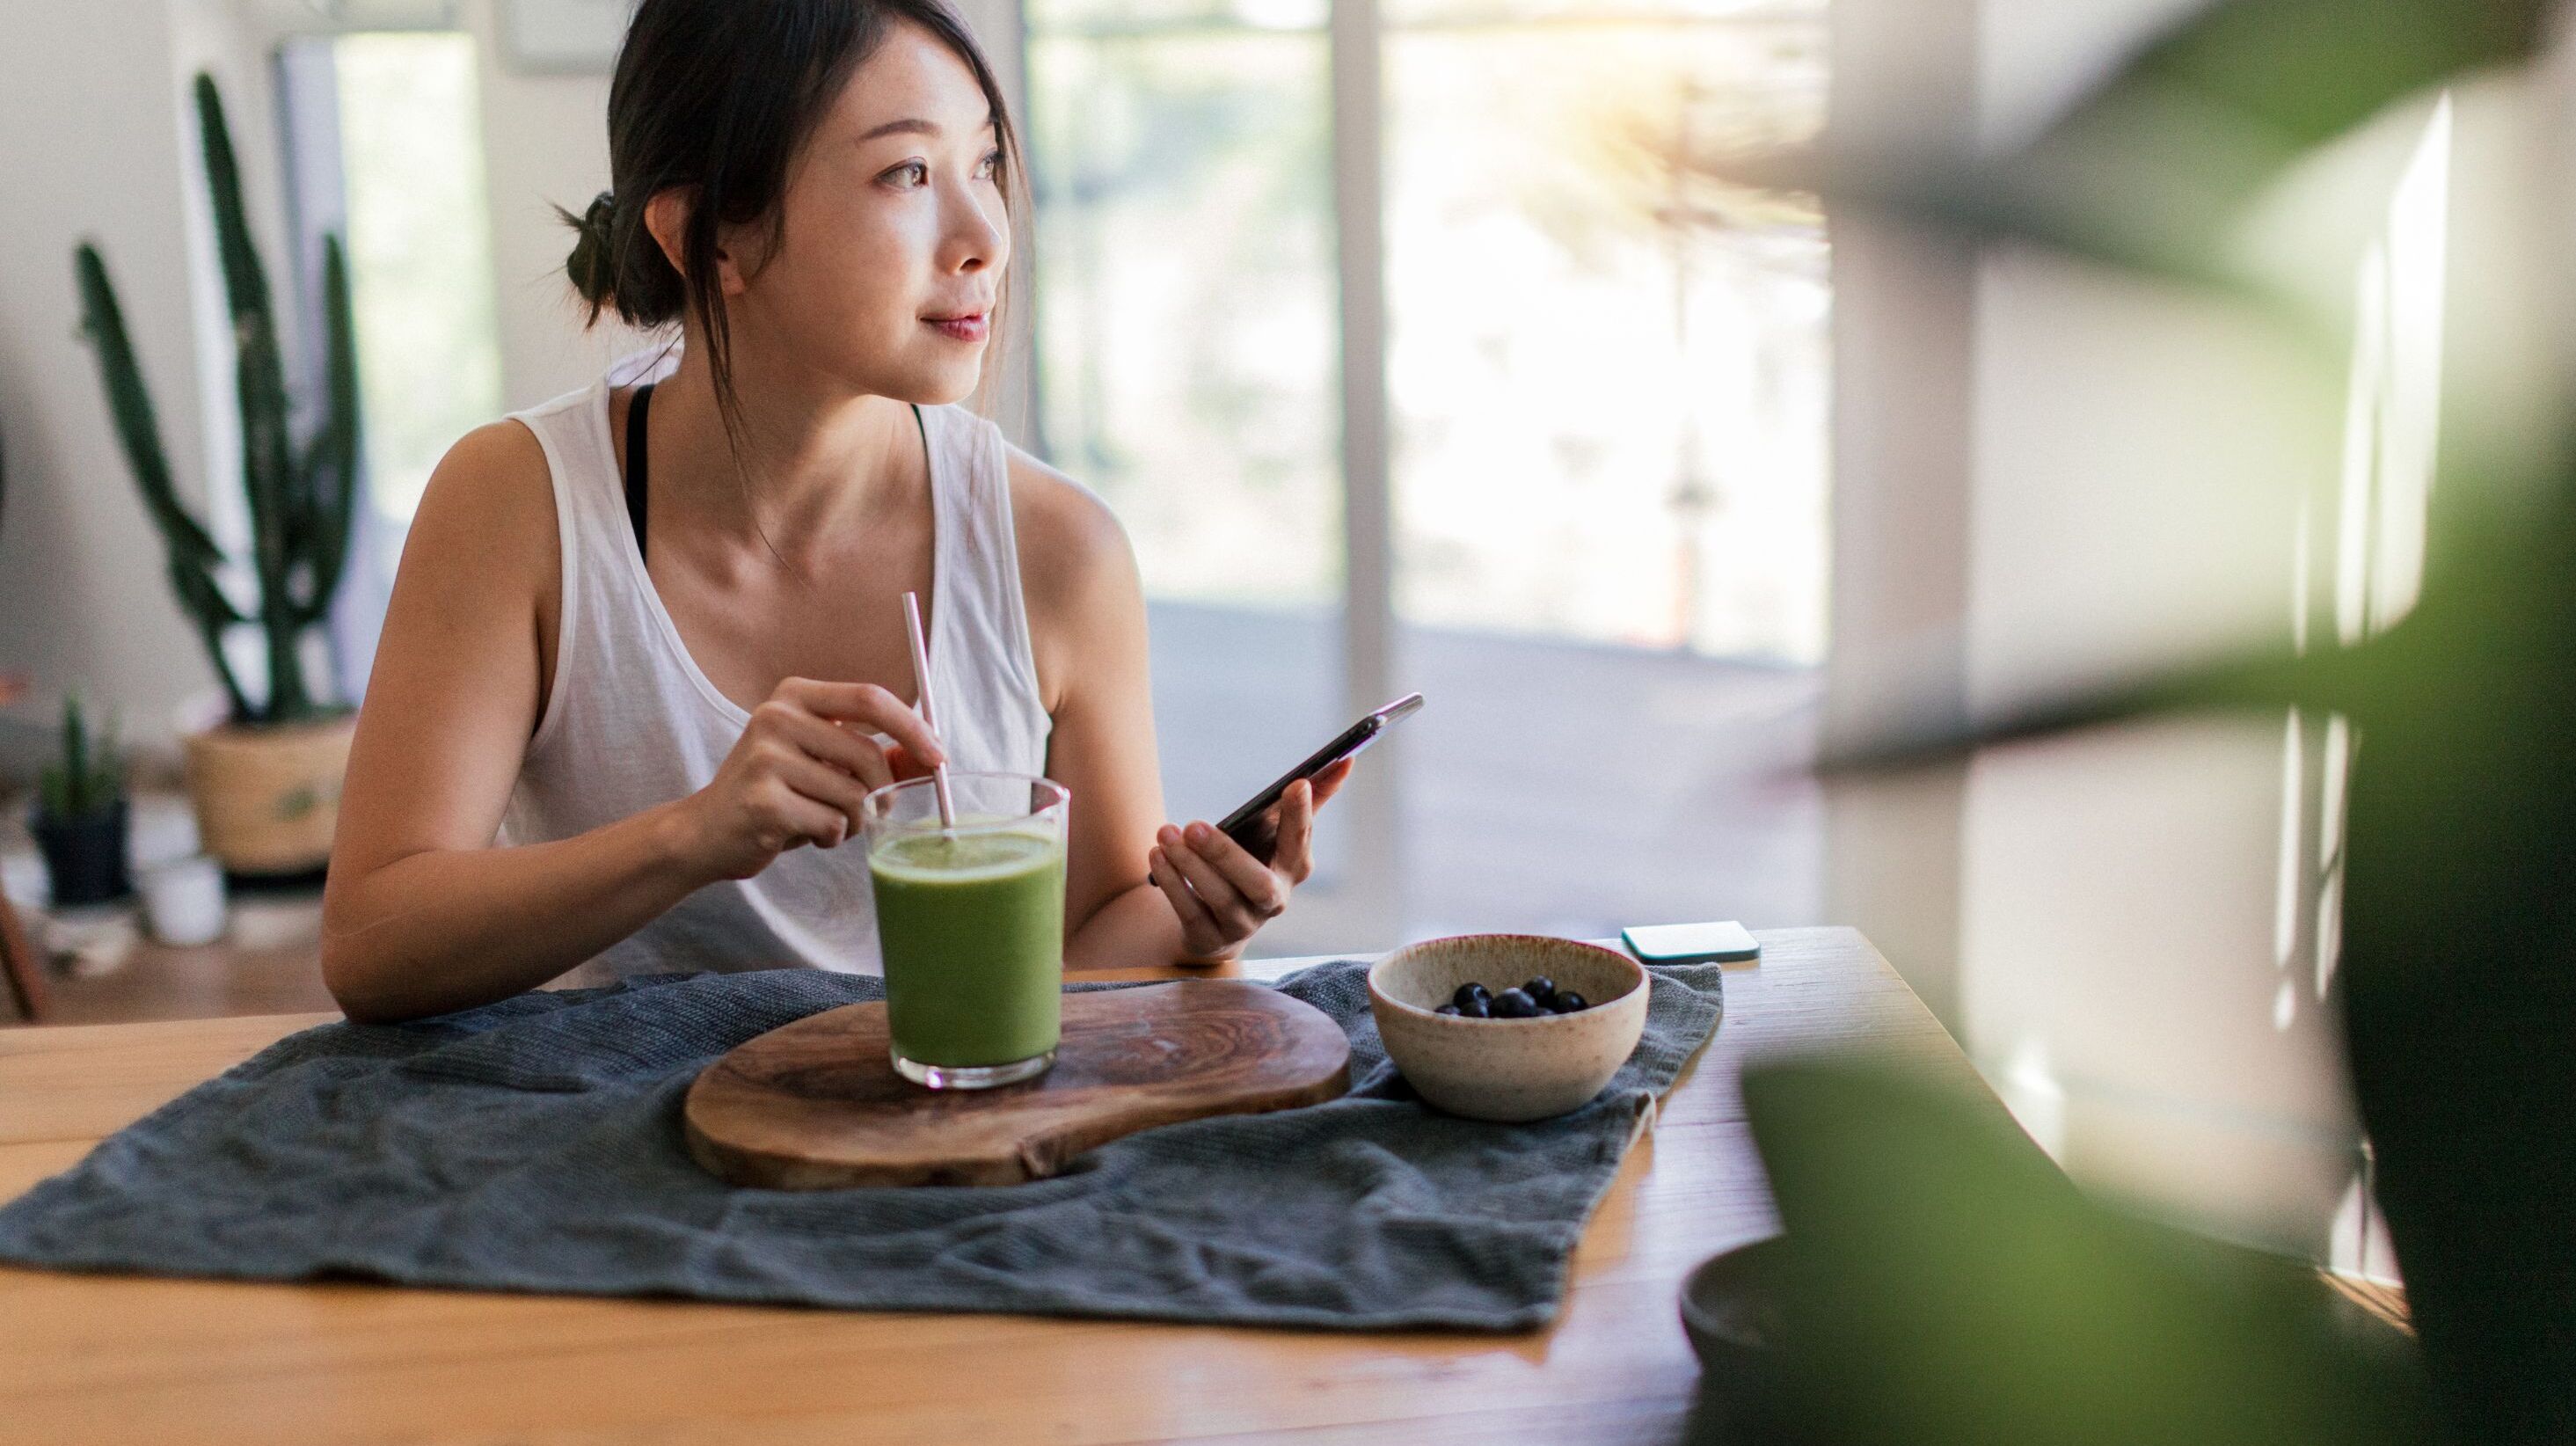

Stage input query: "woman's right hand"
[{"left": 676, "top": 677, "right": 947, "bottom": 881}]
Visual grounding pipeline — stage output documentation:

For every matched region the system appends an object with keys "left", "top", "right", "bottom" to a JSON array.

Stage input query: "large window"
[
  {"left": 1384, "top": 0, "right": 1826, "bottom": 659},
  {"left": 1029, "top": 0, "right": 1827, "bottom": 659},
  {"left": 1025, "top": 8, "right": 1342, "bottom": 609},
  {"left": 276, "top": 29, "right": 504, "bottom": 697},
  {"left": 1027, "top": 0, "right": 1831, "bottom": 943},
  {"left": 329, "top": 33, "right": 507, "bottom": 533}
]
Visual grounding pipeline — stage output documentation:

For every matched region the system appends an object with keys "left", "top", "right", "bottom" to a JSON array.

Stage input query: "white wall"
[
  {"left": 1959, "top": 0, "right": 2390, "bottom": 1254},
  {"left": 460, "top": 0, "right": 639, "bottom": 410},
  {"left": 1824, "top": 0, "right": 2433, "bottom": 1256},
  {"left": 0, "top": 1, "right": 257, "bottom": 762},
  {"left": 1962, "top": 255, "right": 2356, "bottom": 1246},
  {"left": 1821, "top": 0, "right": 1976, "bottom": 1031}
]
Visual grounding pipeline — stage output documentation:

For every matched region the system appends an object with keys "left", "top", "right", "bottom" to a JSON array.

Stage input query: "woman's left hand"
[{"left": 1148, "top": 758, "right": 1354, "bottom": 961}]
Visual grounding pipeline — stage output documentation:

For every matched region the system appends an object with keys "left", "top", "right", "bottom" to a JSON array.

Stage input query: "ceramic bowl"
[
  {"left": 1367, "top": 934, "right": 1649, "bottom": 1122},
  {"left": 1678, "top": 1235, "right": 1789, "bottom": 1370}
]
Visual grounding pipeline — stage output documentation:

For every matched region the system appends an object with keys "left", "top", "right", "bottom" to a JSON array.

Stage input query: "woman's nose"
[{"left": 942, "top": 182, "right": 1008, "bottom": 274}]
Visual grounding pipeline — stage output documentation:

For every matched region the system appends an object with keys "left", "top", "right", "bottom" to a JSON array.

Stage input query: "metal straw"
[{"left": 901, "top": 591, "right": 957, "bottom": 828}]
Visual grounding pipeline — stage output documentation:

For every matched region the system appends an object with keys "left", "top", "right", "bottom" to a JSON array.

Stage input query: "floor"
[
  {"left": 4, "top": 602, "right": 1821, "bottom": 1026},
  {"left": 1146, "top": 602, "right": 1822, "bottom": 955}
]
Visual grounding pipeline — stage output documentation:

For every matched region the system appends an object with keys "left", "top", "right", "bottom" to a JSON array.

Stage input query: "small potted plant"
[{"left": 31, "top": 695, "right": 129, "bottom": 908}]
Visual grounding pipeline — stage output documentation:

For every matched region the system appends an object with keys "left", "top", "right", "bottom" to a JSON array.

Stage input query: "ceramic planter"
[
  {"left": 31, "top": 800, "right": 131, "bottom": 907},
  {"left": 180, "top": 715, "right": 354, "bottom": 877}
]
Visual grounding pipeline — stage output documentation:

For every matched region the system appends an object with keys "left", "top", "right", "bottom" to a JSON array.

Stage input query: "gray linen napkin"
[{"left": 0, "top": 960, "right": 1723, "bottom": 1330}]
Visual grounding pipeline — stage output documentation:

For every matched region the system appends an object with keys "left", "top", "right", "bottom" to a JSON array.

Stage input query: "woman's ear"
[
  {"left": 642, "top": 188, "right": 691, "bottom": 280},
  {"left": 643, "top": 186, "right": 758, "bottom": 298},
  {"left": 712, "top": 241, "right": 750, "bottom": 297},
  {"left": 709, "top": 219, "right": 760, "bottom": 298}
]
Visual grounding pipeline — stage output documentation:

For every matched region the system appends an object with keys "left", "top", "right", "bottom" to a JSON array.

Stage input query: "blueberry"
[
  {"left": 1455, "top": 994, "right": 1492, "bottom": 1019},
  {"left": 1550, "top": 990, "right": 1588, "bottom": 1013},
  {"left": 1522, "top": 976, "right": 1558, "bottom": 1006},
  {"left": 1491, "top": 987, "right": 1543, "bottom": 1019},
  {"left": 1452, "top": 982, "right": 1492, "bottom": 1010},
  {"left": 1435, "top": 1004, "right": 1462, "bottom": 1016}
]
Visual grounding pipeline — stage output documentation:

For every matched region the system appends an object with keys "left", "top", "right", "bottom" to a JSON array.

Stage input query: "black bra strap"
[{"left": 624, "top": 382, "right": 655, "bottom": 560}]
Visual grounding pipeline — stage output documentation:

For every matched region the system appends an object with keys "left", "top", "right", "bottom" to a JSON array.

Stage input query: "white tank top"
[{"left": 500, "top": 352, "right": 1054, "bottom": 982}]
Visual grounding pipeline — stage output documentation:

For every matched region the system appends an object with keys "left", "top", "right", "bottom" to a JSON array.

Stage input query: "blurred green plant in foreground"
[
  {"left": 1698, "top": 1, "right": 2572, "bottom": 1442},
  {"left": 1739, "top": 1059, "right": 2437, "bottom": 1446}
]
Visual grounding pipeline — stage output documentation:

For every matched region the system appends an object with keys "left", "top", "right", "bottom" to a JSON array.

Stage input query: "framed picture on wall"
[
  {"left": 242, "top": 0, "right": 461, "bottom": 32},
  {"left": 500, "top": 0, "right": 631, "bottom": 73}
]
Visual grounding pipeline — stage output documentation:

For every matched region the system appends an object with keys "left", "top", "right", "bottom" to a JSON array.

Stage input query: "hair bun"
[{"left": 561, "top": 190, "right": 619, "bottom": 315}]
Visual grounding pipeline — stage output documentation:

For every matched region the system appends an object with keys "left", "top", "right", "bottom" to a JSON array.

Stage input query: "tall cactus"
[{"left": 73, "top": 71, "right": 361, "bottom": 727}]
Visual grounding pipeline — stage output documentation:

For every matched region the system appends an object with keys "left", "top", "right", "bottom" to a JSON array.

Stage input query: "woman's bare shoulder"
[
  {"left": 1006, "top": 443, "right": 1136, "bottom": 600},
  {"left": 1004, "top": 444, "right": 1142, "bottom": 710},
  {"left": 398, "top": 420, "right": 559, "bottom": 591},
  {"left": 414, "top": 420, "right": 554, "bottom": 537},
  {"left": 381, "top": 420, "right": 565, "bottom": 693}
]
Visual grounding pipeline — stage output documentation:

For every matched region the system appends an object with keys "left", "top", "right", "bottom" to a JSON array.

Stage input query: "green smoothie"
[{"left": 869, "top": 826, "right": 1066, "bottom": 1070}]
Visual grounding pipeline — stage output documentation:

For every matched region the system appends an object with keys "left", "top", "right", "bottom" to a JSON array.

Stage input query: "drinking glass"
[{"left": 862, "top": 772, "right": 1070, "bottom": 1089}]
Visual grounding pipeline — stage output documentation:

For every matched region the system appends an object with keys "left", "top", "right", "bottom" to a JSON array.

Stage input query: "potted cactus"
[
  {"left": 31, "top": 695, "right": 128, "bottom": 908},
  {"left": 74, "top": 73, "right": 362, "bottom": 879}
]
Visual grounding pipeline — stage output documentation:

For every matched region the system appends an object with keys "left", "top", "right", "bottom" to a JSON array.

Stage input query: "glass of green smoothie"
[{"left": 862, "top": 772, "right": 1070, "bottom": 1090}]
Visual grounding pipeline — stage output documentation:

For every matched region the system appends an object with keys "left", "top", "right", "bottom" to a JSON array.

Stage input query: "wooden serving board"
[{"left": 683, "top": 980, "right": 1351, "bottom": 1188}]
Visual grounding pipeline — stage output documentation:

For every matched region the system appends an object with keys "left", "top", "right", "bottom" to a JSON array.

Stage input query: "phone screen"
[{"left": 1217, "top": 693, "right": 1424, "bottom": 864}]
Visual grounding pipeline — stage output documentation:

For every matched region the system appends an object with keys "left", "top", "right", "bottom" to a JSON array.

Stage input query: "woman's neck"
[{"left": 642, "top": 342, "right": 923, "bottom": 568}]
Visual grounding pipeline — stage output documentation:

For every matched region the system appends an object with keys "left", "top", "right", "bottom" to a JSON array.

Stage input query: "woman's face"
[{"left": 727, "top": 22, "right": 1009, "bottom": 406}]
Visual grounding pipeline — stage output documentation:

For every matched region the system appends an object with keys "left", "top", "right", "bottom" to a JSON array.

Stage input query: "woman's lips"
[{"left": 924, "top": 311, "right": 989, "bottom": 343}]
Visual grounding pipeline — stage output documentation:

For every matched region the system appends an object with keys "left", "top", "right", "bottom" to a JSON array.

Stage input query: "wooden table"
[{"left": 0, "top": 927, "right": 1990, "bottom": 1445}]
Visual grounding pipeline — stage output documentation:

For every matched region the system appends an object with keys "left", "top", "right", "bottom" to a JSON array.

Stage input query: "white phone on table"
[{"left": 1621, "top": 921, "right": 1760, "bottom": 964}]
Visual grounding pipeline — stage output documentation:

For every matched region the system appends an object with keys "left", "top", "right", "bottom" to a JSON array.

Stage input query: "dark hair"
[{"left": 562, "top": 0, "right": 1024, "bottom": 441}]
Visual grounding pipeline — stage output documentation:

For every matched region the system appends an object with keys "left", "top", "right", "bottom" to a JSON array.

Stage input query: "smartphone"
[
  {"left": 1217, "top": 693, "right": 1425, "bottom": 864},
  {"left": 1621, "top": 921, "right": 1762, "bottom": 964}
]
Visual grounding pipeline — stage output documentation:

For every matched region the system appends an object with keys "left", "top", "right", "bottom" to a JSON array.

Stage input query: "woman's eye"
[
  {"left": 976, "top": 149, "right": 1003, "bottom": 179},
  {"left": 882, "top": 160, "right": 929, "bottom": 188}
]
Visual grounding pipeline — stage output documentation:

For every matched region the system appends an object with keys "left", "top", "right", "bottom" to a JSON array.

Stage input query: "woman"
[{"left": 318, "top": 0, "right": 1345, "bottom": 1023}]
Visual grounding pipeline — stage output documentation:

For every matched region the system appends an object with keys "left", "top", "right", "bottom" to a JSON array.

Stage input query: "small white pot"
[{"left": 138, "top": 854, "right": 230, "bottom": 947}]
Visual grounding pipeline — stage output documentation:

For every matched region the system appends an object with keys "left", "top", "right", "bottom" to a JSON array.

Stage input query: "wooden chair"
[
  {"left": 0, "top": 887, "right": 42, "bottom": 1024},
  {"left": 0, "top": 671, "right": 43, "bottom": 1021}
]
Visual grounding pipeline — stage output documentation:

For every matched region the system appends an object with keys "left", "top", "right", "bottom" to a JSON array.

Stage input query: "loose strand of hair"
[{"left": 682, "top": 215, "right": 797, "bottom": 575}]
